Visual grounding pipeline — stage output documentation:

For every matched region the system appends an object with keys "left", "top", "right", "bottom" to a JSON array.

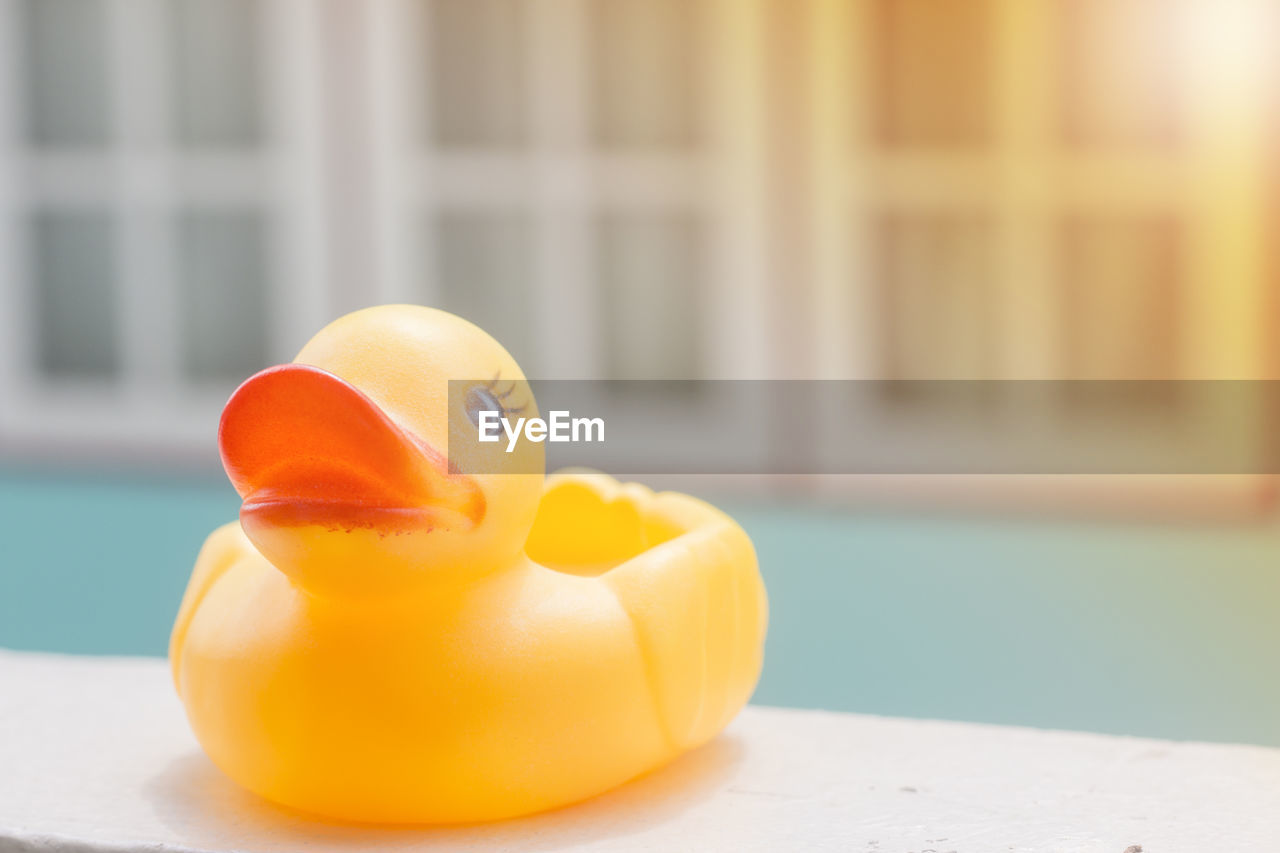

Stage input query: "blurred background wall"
[{"left": 1, "top": 0, "right": 1279, "bottom": 745}]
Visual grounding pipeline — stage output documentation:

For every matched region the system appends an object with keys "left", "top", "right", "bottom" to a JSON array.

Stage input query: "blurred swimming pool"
[{"left": 3, "top": 469, "right": 1279, "bottom": 747}]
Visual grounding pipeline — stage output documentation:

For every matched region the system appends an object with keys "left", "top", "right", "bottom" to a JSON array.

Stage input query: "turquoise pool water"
[{"left": 3, "top": 469, "right": 1279, "bottom": 746}]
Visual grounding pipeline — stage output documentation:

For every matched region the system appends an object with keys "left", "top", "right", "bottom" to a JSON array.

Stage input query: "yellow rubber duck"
[{"left": 170, "top": 305, "right": 768, "bottom": 824}]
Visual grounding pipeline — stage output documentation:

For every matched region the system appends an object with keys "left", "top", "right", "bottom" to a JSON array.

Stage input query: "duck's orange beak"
[{"left": 219, "top": 364, "right": 484, "bottom": 536}]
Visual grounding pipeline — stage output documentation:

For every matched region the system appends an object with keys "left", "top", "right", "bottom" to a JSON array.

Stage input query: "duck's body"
[{"left": 170, "top": 306, "right": 767, "bottom": 824}]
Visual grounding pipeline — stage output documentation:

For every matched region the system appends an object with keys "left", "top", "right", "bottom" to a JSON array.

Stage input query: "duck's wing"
[
  {"left": 169, "top": 521, "right": 256, "bottom": 694},
  {"left": 593, "top": 481, "right": 768, "bottom": 753}
]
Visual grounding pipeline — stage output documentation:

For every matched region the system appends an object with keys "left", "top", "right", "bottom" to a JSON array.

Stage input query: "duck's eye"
[{"left": 465, "top": 385, "right": 504, "bottom": 427}]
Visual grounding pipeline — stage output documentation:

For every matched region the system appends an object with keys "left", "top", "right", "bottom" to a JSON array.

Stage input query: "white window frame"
[{"left": 0, "top": 0, "right": 328, "bottom": 463}]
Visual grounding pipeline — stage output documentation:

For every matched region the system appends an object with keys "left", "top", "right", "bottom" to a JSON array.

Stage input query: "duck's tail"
[{"left": 605, "top": 493, "right": 768, "bottom": 753}]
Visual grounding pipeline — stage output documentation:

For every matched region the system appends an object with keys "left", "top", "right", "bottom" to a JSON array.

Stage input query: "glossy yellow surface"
[{"left": 170, "top": 305, "right": 768, "bottom": 824}]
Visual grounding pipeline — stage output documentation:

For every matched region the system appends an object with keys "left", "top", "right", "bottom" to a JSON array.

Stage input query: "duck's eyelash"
[
  {"left": 499, "top": 395, "right": 529, "bottom": 416},
  {"left": 484, "top": 375, "right": 515, "bottom": 396},
  {"left": 480, "top": 374, "right": 529, "bottom": 417}
]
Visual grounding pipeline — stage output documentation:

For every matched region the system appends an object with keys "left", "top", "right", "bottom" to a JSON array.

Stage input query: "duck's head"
[{"left": 218, "top": 305, "right": 544, "bottom": 597}]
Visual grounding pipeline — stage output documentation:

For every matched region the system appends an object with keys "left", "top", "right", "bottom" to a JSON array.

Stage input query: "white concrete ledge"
[{"left": 2, "top": 649, "right": 1278, "bottom": 852}]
